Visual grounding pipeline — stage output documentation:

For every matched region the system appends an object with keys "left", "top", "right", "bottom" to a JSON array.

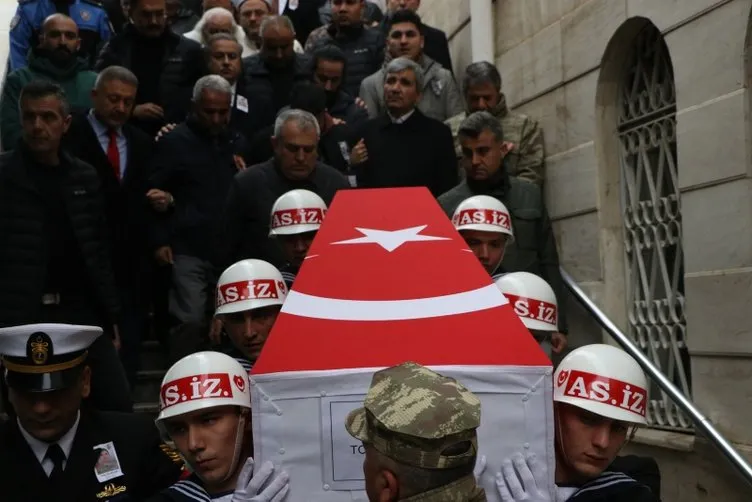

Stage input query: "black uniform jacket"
[
  {"left": 566, "top": 470, "right": 660, "bottom": 502},
  {"left": 0, "top": 410, "right": 183, "bottom": 501},
  {"left": 146, "top": 473, "right": 233, "bottom": 501}
]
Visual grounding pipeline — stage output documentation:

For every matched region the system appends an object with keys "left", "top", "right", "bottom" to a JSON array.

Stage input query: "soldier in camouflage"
[
  {"left": 345, "top": 362, "right": 487, "bottom": 501},
  {"left": 445, "top": 62, "right": 544, "bottom": 185}
]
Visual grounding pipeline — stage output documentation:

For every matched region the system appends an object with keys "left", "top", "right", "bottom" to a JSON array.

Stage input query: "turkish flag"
[{"left": 252, "top": 187, "right": 549, "bottom": 375}]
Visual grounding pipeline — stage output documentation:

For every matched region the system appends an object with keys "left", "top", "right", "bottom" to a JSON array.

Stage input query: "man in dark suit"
[
  {"left": 0, "top": 323, "right": 183, "bottom": 501},
  {"left": 63, "top": 66, "right": 154, "bottom": 389},
  {"left": 349, "top": 56, "right": 456, "bottom": 196}
]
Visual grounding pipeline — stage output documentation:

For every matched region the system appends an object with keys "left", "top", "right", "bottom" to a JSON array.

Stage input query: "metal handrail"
[{"left": 560, "top": 267, "right": 752, "bottom": 488}]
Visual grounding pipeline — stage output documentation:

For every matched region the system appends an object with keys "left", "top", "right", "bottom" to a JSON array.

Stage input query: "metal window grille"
[{"left": 617, "top": 25, "right": 692, "bottom": 431}]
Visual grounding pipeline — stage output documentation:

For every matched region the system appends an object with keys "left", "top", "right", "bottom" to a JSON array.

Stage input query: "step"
[
  {"left": 139, "top": 339, "right": 168, "bottom": 372},
  {"left": 133, "top": 369, "right": 165, "bottom": 405},
  {"left": 134, "top": 402, "right": 160, "bottom": 415}
]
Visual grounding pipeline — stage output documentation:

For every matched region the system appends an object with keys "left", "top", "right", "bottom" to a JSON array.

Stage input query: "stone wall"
[{"left": 419, "top": 0, "right": 752, "bottom": 499}]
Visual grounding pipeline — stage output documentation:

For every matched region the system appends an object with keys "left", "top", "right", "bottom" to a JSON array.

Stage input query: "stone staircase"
[{"left": 133, "top": 339, "right": 168, "bottom": 415}]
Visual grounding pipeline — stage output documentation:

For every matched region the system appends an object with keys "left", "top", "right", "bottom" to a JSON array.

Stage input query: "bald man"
[
  {"left": 242, "top": 15, "right": 312, "bottom": 112},
  {"left": 8, "top": 0, "right": 111, "bottom": 71},
  {"left": 1, "top": 14, "right": 98, "bottom": 150}
]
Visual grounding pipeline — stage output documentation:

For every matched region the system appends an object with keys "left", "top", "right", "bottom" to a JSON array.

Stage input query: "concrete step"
[
  {"left": 139, "top": 339, "right": 168, "bottom": 372},
  {"left": 133, "top": 368, "right": 165, "bottom": 405},
  {"left": 134, "top": 402, "right": 160, "bottom": 416}
]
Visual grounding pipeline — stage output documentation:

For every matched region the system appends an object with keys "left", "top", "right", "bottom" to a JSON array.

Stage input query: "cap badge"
[{"left": 27, "top": 332, "right": 52, "bottom": 365}]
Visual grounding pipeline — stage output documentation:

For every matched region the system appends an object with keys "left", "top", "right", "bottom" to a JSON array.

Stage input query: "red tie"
[{"left": 107, "top": 129, "right": 121, "bottom": 181}]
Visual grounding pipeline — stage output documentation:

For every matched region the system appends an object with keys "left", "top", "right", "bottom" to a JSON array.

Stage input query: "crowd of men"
[{"left": 0, "top": 0, "right": 662, "bottom": 500}]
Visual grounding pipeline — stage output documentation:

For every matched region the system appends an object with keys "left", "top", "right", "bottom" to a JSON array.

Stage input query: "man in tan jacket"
[{"left": 446, "top": 61, "right": 545, "bottom": 185}]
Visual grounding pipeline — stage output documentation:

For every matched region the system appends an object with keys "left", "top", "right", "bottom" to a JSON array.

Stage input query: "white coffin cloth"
[{"left": 250, "top": 365, "right": 555, "bottom": 501}]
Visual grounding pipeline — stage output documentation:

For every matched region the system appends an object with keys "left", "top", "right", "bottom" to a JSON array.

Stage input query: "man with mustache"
[
  {"left": 304, "top": 0, "right": 384, "bottom": 98},
  {"left": 347, "top": 57, "right": 457, "bottom": 196},
  {"left": 438, "top": 111, "right": 569, "bottom": 343},
  {"left": 221, "top": 109, "right": 349, "bottom": 268},
  {"left": 310, "top": 44, "right": 368, "bottom": 126},
  {"left": 359, "top": 8, "right": 461, "bottom": 122},
  {"left": 1, "top": 14, "right": 97, "bottom": 151}
]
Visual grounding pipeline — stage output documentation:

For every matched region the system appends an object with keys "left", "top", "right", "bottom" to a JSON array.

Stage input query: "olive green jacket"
[
  {"left": 402, "top": 475, "right": 487, "bottom": 501},
  {"left": 438, "top": 172, "right": 568, "bottom": 334},
  {"left": 446, "top": 94, "right": 545, "bottom": 185}
]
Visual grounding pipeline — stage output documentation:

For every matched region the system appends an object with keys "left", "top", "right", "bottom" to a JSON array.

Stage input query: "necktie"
[
  {"left": 107, "top": 128, "right": 121, "bottom": 181},
  {"left": 46, "top": 443, "right": 65, "bottom": 486}
]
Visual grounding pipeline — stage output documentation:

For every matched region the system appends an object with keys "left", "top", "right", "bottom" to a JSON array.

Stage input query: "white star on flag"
[{"left": 331, "top": 225, "right": 450, "bottom": 252}]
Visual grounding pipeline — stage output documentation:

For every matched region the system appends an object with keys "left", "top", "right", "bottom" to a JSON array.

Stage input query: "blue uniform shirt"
[{"left": 9, "top": 0, "right": 112, "bottom": 71}]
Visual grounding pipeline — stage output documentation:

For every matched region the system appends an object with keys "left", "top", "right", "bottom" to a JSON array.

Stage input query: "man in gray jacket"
[{"left": 358, "top": 9, "right": 461, "bottom": 121}]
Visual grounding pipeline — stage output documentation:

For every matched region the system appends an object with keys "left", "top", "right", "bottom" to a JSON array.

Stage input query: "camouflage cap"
[{"left": 345, "top": 362, "right": 481, "bottom": 469}]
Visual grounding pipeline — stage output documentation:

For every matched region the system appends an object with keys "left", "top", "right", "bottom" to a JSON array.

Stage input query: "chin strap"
[{"left": 219, "top": 410, "right": 249, "bottom": 484}]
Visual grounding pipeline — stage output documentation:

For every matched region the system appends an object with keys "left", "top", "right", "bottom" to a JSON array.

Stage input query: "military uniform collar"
[{"left": 401, "top": 474, "right": 486, "bottom": 501}]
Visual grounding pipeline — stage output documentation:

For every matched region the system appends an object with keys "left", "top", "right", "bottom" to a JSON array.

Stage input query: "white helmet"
[
  {"left": 451, "top": 195, "right": 514, "bottom": 241},
  {"left": 494, "top": 272, "right": 557, "bottom": 332},
  {"left": 269, "top": 189, "right": 327, "bottom": 237},
  {"left": 215, "top": 259, "right": 287, "bottom": 316},
  {"left": 554, "top": 344, "right": 648, "bottom": 424},
  {"left": 156, "top": 351, "right": 251, "bottom": 424},
  {"left": 156, "top": 352, "right": 251, "bottom": 483}
]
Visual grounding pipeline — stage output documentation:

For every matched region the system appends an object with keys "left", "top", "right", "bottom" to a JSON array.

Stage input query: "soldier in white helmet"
[
  {"left": 212, "top": 260, "right": 287, "bottom": 373},
  {"left": 451, "top": 194, "right": 514, "bottom": 276},
  {"left": 268, "top": 189, "right": 327, "bottom": 288},
  {"left": 149, "top": 351, "right": 290, "bottom": 501},
  {"left": 494, "top": 344, "right": 659, "bottom": 502},
  {"left": 494, "top": 271, "right": 567, "bottom": 356}
]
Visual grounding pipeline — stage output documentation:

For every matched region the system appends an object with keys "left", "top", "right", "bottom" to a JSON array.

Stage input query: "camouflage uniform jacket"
[
  {"left": 445, "top": 94, "right": 545, "bottom": 185},
  {"left": 438, "top": 172, "right": 568, "bottom": 334},
  {"left": 402, "top": 475, "right": 487, "bottom": 502}
]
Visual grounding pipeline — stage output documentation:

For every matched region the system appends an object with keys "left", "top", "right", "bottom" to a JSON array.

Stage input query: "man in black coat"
[
  {"left": 204, "top": 32, "right": 275, "bottom": 139},
  {"left": 311, "top": 43, "right": 369, "bottom": 127},
  {"left": 147, "top": 75, "right": 249, "bottom": 363},
  {"left": 248, "top": 82, "right": 352, "bottom": 174},
  {"left": 95, "top": 0, "right": 205, "bottom": 136},
  {"left": 305, "top": 0, "right": 385, "bottom": 97},
  {"left": 348, "top": 56, "right": 456, "bottom": 196},
  {"left": 384, "top": 0, "right": 452, "bottom": 72},
  {"left": 63, "top": 66, "right": 154, "bottom": 388},
  {"left": 0, "top": 323, "right": 183, "bottom": 501},
  {"left": 222, "top": 108, "right": 350, "bottom": 269},
  {"left": 0, "top": 81, "right": 132, "bottom": 412},
  {"left": 243, "top": 15, "right": 312, "bottom": 114}
]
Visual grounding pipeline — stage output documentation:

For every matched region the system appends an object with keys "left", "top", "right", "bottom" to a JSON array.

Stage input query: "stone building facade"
[{"left": 418, "top": 0, "right": 752, "bottom": 500}]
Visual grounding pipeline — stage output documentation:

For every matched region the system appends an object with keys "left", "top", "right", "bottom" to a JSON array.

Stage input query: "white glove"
[
  {"left": 232, "top": 458, "right": 290, "bottom": 502},
  {"left": 496, "top": 453, "right": 551, "bottom": 502},
  {"left": 473, "top": 455, "right": 487, "bottom": 481}
]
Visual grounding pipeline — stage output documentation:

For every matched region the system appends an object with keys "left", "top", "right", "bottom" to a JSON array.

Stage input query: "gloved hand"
[
  {"left": 232, "top": 458, "right": 290, "bottom": 502},
  {"left": 496, "top": 453, "right": 551, "bottom": 502},
  {"left": 473, "top": 455, "right": 487, "bottom": 481}
]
